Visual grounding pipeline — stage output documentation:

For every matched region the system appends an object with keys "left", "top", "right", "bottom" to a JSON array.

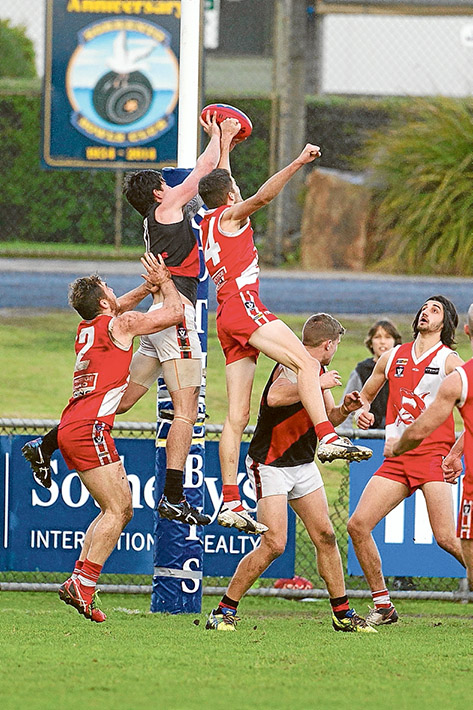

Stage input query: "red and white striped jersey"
[
  {"left": 384, "top": 341, "right": 456, "bottom": 452},
  {"left": 456, "top": 358, "right": 473, "bottom": 484},
  {"left": 199, "top": 205, "right": 259, "bottom": 305},
  {"left": 59, "top": 314, "right": 132, "bottom": 428}
]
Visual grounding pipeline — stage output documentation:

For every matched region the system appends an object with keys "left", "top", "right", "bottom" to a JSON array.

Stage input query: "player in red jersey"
[
  {"left": 198, "top": 119, "right": 372, "bottom": 535},
  {"left": 23, "top": 112, "right": 220, "bottom": 526},
  {"left": 348, "top": 296, "right": 465, "bottom": 625},
  {"left": 55, "top": 253, "right": 183, "bottom": 622},
  {"left": 206, "top": 314, "right": 375, "bottom": 632},
  {"left": 384, "top": 303, "right": 473, "bottom": 591}
]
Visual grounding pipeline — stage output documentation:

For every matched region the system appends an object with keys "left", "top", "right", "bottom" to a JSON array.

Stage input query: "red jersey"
[
  {"left": 59, "top": 314, "right": 132, "bottom": 428},
  {"left": 457, "top": 359, "right": 473, "bottom": 482},
  {"left": 456, "top": 359, "right": 473, "bottom": 535},
  {"left": 200, "top": 205, "right": 259, "bottom": 305},
  {"left": 384, "top": 341, "right": 456, "bottom": 454}
]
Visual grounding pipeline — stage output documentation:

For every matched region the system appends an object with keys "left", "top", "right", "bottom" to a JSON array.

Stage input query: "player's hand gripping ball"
[{"left": 200, "top": 103, "right": 253, "bottom": 141}]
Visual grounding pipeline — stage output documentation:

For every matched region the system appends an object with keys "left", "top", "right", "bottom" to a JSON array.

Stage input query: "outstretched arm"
[
  {"left": 158, "top": 111, "right": 221, "bottom": 214},
  {"left": 218, "top": 118, "right": 243, "bottom": 202},
  {"left": 116, "top": 280, "right": 157, "bottom": 314},
  {"left": 220, "top": 143, "right": 321, "bottom": 229},
  {"left": 354, "top": 351, "right": 391, "bottom": 429}
]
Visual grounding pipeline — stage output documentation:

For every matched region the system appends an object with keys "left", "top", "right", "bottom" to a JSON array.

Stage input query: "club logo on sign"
[{"left": 66, "top": 18, "right": 178, "bottom": 146}]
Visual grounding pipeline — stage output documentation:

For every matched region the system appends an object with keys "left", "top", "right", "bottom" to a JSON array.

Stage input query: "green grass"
[
  {"left": 363, "top": 98, "right": 473, "bottom": 276},
  {"left": 2, "top": 310, "right": 470, "bottom": 515},
  {"left": 1, "top": 592, "right": 473, "bottom": 710},
  {"left": 0, "top": 240, "right": 143, "bottom": 260},
  {"left": 2, "top": 310, "right": 470, "bottom": 428}
]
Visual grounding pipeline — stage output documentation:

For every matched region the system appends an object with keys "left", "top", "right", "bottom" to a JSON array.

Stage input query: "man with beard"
[{"left": 348, "top": 296, "right": 465, "bottom": 626}]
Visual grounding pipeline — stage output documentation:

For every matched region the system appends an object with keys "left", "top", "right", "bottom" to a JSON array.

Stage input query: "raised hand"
[
  {"left": 141, "top": 252, "right": 171, "bottom": 291},
  {"left": 319, "top": 369, "right": 342, "bottom": 390},
  {"left": 297, "top": 143, "right": 322, "bottom": 164},
  {"left": 200, "top": 110, "right": 220, "bottom": 137},
  {"left": 220, "top": 117, "right": 242, "bottom": 142}
]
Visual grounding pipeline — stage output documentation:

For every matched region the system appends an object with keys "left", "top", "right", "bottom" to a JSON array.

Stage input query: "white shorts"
[
  {"left": 137, "top": 303, "right": 202, "bottom": 362},
  {"left": 245, "top": 455, "right": 324, "bottom": 502}
]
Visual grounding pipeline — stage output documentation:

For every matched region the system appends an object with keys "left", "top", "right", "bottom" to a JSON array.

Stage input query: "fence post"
[{"left": 114, "top": 170, "right": 123, "bottom": 251}]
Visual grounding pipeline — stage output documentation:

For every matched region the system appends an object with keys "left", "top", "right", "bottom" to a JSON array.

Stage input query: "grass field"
[
  {"left": 2, "top": 306, "right": 473, "bottom": 707},
  {"left": 1, "top": 310, "right": 470, "bottom": 428},
  {"left": 1, "top": 592, "right": 473, "bottom": 710}
]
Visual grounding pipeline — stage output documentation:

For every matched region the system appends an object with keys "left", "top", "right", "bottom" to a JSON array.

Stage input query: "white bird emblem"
[{"left": 106, "top": 30, "right": 156, "bottom": 77}]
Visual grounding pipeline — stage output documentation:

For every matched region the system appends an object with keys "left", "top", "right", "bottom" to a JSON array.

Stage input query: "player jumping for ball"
[
  {"left": 198, "top": 118, "right": 372, "bottom": 535},
  {"left": 206, "top": 313, "right": 376, "bottom": 632},
  {"left": 23, "top": 112, "right": 220, "bottom": 527}
]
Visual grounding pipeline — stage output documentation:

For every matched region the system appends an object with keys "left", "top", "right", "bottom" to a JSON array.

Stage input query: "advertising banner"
[
  {"left": 42, "top": 0, "right": 181, "bottom": 169},
  {"left": 348, "top": 439, "right": 466, "bottom": 578},
  {"left": 0, "top": 436, "right": 295, "bottom": 580}
]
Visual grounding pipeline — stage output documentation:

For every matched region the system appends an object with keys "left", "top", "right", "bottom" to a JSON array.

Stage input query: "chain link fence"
[
  {"left": 2, "top": 1, "right": 473, "bottom": 251},
  {"left": 1, "top": 420, "right": 469, "bottom": 600}
]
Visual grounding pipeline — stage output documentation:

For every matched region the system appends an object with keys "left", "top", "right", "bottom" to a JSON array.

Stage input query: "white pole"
[{"left": 178, "top": 0, "right": 202, "bottom": 168}]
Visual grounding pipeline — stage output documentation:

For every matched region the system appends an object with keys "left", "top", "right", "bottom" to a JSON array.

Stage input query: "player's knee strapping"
[{"left": 173, "top": 415, "right": 195, "bottom": 427}]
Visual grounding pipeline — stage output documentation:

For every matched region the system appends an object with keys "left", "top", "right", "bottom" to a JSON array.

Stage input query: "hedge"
[{"left": 0, "top": 87, "right": 408, "bottom": 246}]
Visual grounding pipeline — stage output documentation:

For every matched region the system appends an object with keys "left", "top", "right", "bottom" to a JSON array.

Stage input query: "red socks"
[
  {"left": 72, "top": 559, "right": 83, "bottom": 580},
  {"left": 330, "top": 594, "right": 350, "bottom": 619},
  {"left": 77, "top": 559, "right": 103, "bottom": 601},
  {"left": 222, "top": 485, "right": 244, "bottom": 512},
  {"left": 315, "top": 421, "right": 338, "bottom": 444},
  {"left": 372, "top": 588, "right": 391, "bottom": 608}
]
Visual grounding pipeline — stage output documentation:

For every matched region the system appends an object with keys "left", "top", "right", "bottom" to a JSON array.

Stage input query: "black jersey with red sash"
[
  {"left": 248, "top": 364, "right": 320, "bottom": 467},
  {"left": 144, "top": 207, "right": 199, "bottom": 305}
]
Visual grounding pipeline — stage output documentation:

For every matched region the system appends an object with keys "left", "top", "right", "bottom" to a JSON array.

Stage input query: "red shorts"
[
  {"left": 216, "top": 290, "right": 278, "bottom": 365},
  {"left": 374, "top": 450, "right": 449, "bottom": 495},
  {"left": 58, "top": 420, "right": 120, "bottom": 472},
  {"left": 458, "top": 468, "right": 473, "bottom": 538},
  {"left": 457, "top": 496, "right": 473, "bottom": 539}
]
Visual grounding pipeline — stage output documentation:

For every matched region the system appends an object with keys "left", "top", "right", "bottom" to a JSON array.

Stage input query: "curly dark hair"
[
  {"left": 198, "top": 168, "right": 233, "bottom": 208},
  {"left": 68, "top": 275, "right": 105, "bottom": 320},
  {"left": 123, "top": 169, "right": 164, "bottom": 216},
  {"left": 412, "top": 295, "right": 458, "bottom": 348}
]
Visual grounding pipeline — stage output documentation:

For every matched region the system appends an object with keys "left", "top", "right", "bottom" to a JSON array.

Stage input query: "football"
[{"left": 200, "top": 103, "right": 253, "bottom": 140}]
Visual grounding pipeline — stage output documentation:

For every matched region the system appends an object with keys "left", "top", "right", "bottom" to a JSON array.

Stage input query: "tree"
[{"left": 0, "top": 19, "right": 36, "bottom": 79}]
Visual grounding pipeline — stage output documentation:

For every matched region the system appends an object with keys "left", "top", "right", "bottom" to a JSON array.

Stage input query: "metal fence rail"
[{"left": 1, "top": 419, "right": 469, "bottom": 600}]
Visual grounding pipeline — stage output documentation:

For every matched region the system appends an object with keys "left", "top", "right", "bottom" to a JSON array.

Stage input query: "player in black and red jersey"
[
  {"left": 23, "top": 112, "right": 220, "bottom": 527},
  {"left": 206, "top": 314, "right": 375, "bottom": 632},
  {"left": 198, "top": 119, "right": 372, "bottom": 535}
]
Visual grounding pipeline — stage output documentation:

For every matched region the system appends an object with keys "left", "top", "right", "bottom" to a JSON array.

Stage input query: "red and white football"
[{"left": 200, "top": 103, "right": 253, "bottom": 140}]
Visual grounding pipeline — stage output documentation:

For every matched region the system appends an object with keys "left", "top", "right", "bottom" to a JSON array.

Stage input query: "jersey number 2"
[{"left": 75, "top": 326, "right": 95, "bottom": 371}]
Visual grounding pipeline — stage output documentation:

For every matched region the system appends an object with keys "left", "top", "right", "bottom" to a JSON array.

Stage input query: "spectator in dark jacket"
[{"left": 344, "top": 320, "right": 402, "bottom": 429}]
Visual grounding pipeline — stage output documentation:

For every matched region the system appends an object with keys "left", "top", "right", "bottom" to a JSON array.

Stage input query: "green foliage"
[
  {"left": 306, "top": 95, "right": 407, "bottom": 171},
  {"left": 0, "top": 20, "right": 37, "bottom": 79},
  {"left": 0, "top": 87, "right": 411, "bottom": 249},
  {"left": 362, "top": 98, "right": 473, "bottom": 276},
  {"left": 0, "top": 94, "right": 141, "bottom": 247}
]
